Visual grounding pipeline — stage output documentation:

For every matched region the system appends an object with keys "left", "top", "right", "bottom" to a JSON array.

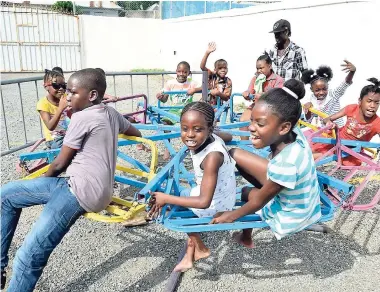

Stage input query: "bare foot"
[
  {"left": 163, "top": 149, "right": 171, "bottom": 161},
  {"left": 194, "top": 248, "right": 211, "bottom": 262},
  {"left": 136, "top": 144, "right": 151, "bottom": 152},
  {"left": 232, "top": 231, "right": 254, "bottom": 249},
  {"left": 173, "top": 257, "right": 193, "bottom": 272}
]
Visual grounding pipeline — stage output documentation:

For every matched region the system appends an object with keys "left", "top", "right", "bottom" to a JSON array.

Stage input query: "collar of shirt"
[
  {"left": 274, "top": 41, "right": 294, "bottom": 55},
  {"left": 266, "top": 72, "right": 279, "bottom": 81}
]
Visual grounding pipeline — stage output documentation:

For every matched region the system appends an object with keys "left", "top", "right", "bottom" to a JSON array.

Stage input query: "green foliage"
[
  {"left": 52, "top": 1, "right": 77, "bottom": 14},
  {"left": 117, "top": 1, "right": 159, "bottom": 11}
]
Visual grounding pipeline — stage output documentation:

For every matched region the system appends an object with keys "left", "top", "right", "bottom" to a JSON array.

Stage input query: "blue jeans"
[
  {"left": 1, "top": 177, "right": 85, "bottom": 292},
  {"left": 45, "top": 135, "right": 64, "bottom": 149}
]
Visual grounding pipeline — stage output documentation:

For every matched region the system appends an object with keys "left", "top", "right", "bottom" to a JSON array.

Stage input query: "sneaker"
[{"left": 1, "top": 270, "right": 6, "bottom": 290}]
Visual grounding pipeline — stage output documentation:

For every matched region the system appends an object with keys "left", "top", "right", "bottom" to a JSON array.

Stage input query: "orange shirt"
[{"left": 339, "top": 104, "right": 380, "bottom": 141}]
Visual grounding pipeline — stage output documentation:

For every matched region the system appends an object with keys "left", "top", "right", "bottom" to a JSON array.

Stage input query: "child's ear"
[
  {"left": 279, "top": 121, "right": 292, "bottom": 136},
  {"left": 89, "top": 90, "right": 98, "bottom": 102}
]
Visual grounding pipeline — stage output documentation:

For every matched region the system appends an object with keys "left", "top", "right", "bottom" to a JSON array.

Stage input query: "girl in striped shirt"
[
  {"left": 211, "top": 80, "right": 322, "bottom": 248},
  {"left": 301, "top": 60, "right": 356, "bottom": 128}
]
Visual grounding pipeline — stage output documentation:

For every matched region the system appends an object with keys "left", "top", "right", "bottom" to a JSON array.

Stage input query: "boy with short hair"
[
  {"left": 1, "top": 68, "right": 141, "bottom": 292},
  {"left": 200, "top": 42, "right": 233, "bottom": 105}
]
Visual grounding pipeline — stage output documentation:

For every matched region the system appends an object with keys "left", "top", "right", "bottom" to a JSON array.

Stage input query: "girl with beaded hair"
[{"left": 302, "top": 60, "right": 356, "bottom": 127}]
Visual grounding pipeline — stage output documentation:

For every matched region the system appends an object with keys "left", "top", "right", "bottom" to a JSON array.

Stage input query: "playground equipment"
[
  {"left": 16, "top": 95, "right": 149, "bottom": 177},
  {"left": 310, "top": 126, "right": 380, "bottom": 211},
  {"left": 21, "top": 135, "right": 158, "bottom": 223},
  {"left": 14, "top": 87, "right": 377, "bottom": 292}
]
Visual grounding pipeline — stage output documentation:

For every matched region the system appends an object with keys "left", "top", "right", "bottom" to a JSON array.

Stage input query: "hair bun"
[
  {"left": 283, "top": 79, "right": 306, "bottom": 100},
  {"left": 367, "top": 77, "right": 380, "bottom": 87}
]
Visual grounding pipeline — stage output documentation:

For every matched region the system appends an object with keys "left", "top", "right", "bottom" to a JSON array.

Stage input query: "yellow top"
[{"left": 36, "top": 96, "right": 68, "bottom": 141}]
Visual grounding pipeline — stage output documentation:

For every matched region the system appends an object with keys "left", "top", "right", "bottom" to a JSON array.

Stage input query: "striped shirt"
[
  {"left": 258, "top": 127, "right": 322, "bottom": 239},
  {"left": 306, "top": 81, "right": 351, "bottom": 128}
]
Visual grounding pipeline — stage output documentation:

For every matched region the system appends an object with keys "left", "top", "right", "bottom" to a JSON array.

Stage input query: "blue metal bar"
[
  {"left": 138, "top": 146, "right": 188, "bottom": 197},
  {"left": 134, "top": 124, "right": 180, "bottom": 131},
  {"left": 317, "top": 172, "right": 354, "bottom": 194},
  {"left": 117, "top": 150, "right": 150, "bottom": 173},
  {"left": 150, "top": 106, "right": 181, "bottom": 123},
  {"left": 114, "top": 175, "right": 146, "bottom": 189},
  {"left": 218, "top": 121, "right": 250, "bottom": 129}
]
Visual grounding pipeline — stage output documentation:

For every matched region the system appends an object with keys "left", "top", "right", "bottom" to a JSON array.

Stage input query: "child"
[
  {"left": 52, "top": 66, "right": 64, "bottom": 75},
  {"left": 156, "top": 61, "right": 201, "bottom": 160},
  {"left": 37, "top": 69, "right": 70, "bottom": 149},
  {"left": 0, "top": 68, "right": 141, "bottom": 292},
  {"left": 210, "top": 80, "right": 322, "bottom": 248},
  {"left": 149, "top": 101, "right": 235, "bottom": 272},
  {"left": 302, "top": 60, "right": 356, "bottom": 127},
  {"left": 312, "top": 78, "right": 380, "bottom": 164},
  {"left": 95, "top": 68, "right": 119, "bottom": 104},
  {"left": 200, "top": 42, "right": 232, "bottom": 105},
  {"left": 240, "top": 53, "right": 284, "bottom": 140}
]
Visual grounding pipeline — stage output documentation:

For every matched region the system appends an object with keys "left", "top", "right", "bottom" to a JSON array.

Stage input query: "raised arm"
[
  {"left": 200, "top": 42, "right": 216, "bottom": 72},
  {"left": 341, "top": 60, "right": 356, "bottom": 84}
]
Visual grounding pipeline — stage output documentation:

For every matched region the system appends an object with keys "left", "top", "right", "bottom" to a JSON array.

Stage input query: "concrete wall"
[
  {"left": 80, "top": 0, "right": 379, "bottom": 108},
  {"left": 79, "top": 15, "right": 162, "bottom": 71},
  {"left": 160, "top": 0, "right": 380, "bottom": 106}
]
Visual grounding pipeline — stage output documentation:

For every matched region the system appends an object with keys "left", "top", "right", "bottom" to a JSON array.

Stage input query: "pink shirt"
[{"left": 247, "top": 72, "right": 284, "bottom": 94}]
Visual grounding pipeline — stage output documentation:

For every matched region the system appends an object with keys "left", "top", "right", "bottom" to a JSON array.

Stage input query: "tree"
[
  {"left": 117, "top": 1, "right": 158, "bottom": 11},
  {"left": 52, "top": 1, "right": 77, "bottom": 14}
]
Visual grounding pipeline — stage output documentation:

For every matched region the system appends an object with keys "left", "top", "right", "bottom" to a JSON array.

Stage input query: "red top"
[
  {"left": 339, "top": 104, "right": 380, "bottom": 141},
  {"left": 248, "top": 72, "right": 284, "bottom": 94}
]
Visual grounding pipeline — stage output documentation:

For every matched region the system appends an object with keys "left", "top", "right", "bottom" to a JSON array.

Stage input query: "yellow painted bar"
[
  {"left": 116, "top": 164, "right": 150, "bottom": 179},
  {"left": 118, "top": 135, "right": 158, "bottom": 179},
  {"left": 22, "top": 165, "right": 50, "bottom": 180}
]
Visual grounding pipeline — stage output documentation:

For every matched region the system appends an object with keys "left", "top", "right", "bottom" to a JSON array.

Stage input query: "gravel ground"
[{"left": 1, "top": 73, "right": 380, "bottom": 292}]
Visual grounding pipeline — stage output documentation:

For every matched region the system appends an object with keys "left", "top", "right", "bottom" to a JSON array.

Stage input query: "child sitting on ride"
[
  {"left": 52, "top": 66, "right": 64, "bottom": 75},
  {"left": 312, "top": 78, "right": 380, "bottom": 165},
  {"left": 200, "top": 42, "right": 232, "bottom": 106},
  {"left": 210, "top": 80, "right": 322, "bottom": 248},
  {"left": 301, "top": 60, "right": 356, "bottom": 128},
  {"left": 95, "top": 67, "right": 147, "bottom": 152},
  {"left": 240, "top": 52, "right": 284, "bottom": 139},
  {"left": 156, "top": 61, "right": 201, "bottom": 160},
  {"left": 149, "top": 101, "right": 235, "bottom": 272},
  {"left": 1, "top": 69, "right": 142, "bottom": 292},
  {"left": 95, "top": 68, "right": 119, "bottom": 104},
  {"left": 37, "top": 69, "right": 70, "bottom": 149}
]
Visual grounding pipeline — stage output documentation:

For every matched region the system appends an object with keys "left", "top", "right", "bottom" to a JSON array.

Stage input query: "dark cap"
[{"left": 269, "top": 19, "right": 291, "bottom": 33}]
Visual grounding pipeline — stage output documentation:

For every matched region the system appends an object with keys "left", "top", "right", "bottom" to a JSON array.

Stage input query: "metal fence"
[
  {"left": 161, "top": 1, "right": 277, "bottom": 19},
  {"left": 0, "top": 3, "right": 81, "bottom": 72},
  {"left": 0, "top": 71, "right": 203, "bottom": 156}
]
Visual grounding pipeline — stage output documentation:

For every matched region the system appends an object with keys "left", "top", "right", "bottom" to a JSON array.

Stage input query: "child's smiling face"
[
  {"left": 215, "top": 63, "right": 228, "bottom": 78},
  {"left": 180, "top": 110, "right": 212, "bottom": 151},
  {"left": 176, "top": 64, "right": 190, "bottom": 83},
  {"left": 46, "top": 76, "right": 66, "bottom": 99},
  {"left": 248, "top": 101, "right": 290, "bottom": 149},
  {"left": 311, "top": 79, "right": 329, "bottom": 100}
]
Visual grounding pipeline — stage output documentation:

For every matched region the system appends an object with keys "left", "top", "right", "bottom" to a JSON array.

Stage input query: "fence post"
[{"left": 202, "top": 71, "right": 208, "bottom": 102}]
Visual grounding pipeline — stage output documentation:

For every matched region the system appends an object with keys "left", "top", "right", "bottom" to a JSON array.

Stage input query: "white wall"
[
  {"left": 79, "top": 0, "right": 380, "bottom": 108},
  {"left": 160, "top": 0, "right": 380, "bottom": 107},
  {"left": 79, "top": 15, "right": 162, "bottom": 71}
]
